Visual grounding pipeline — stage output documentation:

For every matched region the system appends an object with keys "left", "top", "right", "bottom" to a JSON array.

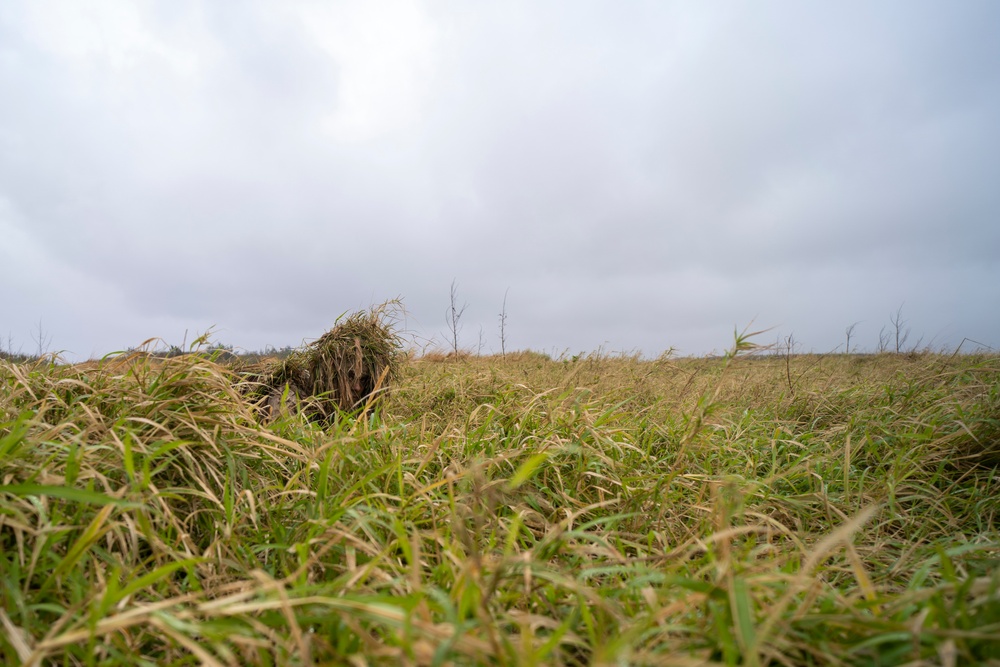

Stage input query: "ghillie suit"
[{"left": 242, "top": 304, "right": 403, "bottom": 423}]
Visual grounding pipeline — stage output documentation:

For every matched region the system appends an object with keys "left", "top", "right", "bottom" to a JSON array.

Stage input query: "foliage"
[{"left": 1, "top": 344, "right": 999, "bottom": 665}]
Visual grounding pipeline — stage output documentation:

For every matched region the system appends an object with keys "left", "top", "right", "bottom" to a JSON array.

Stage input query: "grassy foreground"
[{"left": 1, "top": 344, "right": 999, "bottom": 665}]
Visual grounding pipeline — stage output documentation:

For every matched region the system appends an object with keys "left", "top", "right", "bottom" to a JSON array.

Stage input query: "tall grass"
[{"left": 1, "top": 345, "right": 998, "bottom": 665}]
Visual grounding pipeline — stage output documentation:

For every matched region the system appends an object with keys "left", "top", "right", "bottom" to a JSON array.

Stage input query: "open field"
[{"left": 2, "top": 344, "right": 999, "bottom": 665}]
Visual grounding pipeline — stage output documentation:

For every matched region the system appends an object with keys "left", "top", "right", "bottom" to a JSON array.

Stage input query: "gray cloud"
[{"left": 2, "top": 1, "right": 998, "bottom": 359}]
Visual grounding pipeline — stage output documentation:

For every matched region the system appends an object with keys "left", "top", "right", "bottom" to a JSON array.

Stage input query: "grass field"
[{"left": 2, "top": 340, "right": 999, "bottom": 665}]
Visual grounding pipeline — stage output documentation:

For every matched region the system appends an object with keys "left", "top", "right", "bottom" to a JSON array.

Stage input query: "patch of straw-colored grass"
[{"left": 2, "top": 337, "right": 998, "bottom": 665}]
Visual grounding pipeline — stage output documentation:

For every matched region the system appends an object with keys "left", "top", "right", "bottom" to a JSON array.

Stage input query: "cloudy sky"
[{"left": 2, "top": 1, "right": 998, "bottom": 360}]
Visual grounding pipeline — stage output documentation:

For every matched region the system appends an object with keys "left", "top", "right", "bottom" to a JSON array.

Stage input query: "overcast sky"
[{"left": 2, "top": 1, "right": 998, "bottom": 360}]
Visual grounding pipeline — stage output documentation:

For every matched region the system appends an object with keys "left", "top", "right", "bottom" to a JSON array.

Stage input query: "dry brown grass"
[
  {"left": 414, "top": 349, "right": 471, "bottom": 362},
  {"left": 2, "top": 344, "right": 999, "bottom": 665}
]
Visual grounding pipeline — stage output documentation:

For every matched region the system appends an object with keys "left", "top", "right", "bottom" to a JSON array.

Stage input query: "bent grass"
[{"left": 1, "top": 342, "right": 999, "bottom": 665}]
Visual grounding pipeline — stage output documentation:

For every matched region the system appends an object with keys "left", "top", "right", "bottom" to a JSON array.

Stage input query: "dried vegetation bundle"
[{"left": 243, "top": 304, "right": 403, "bottom": 421}]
